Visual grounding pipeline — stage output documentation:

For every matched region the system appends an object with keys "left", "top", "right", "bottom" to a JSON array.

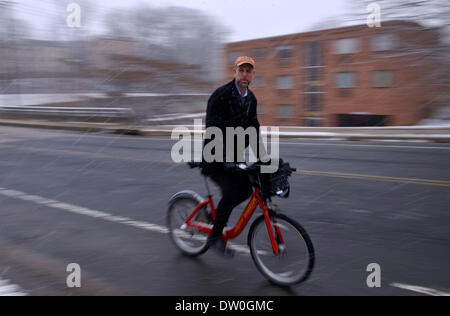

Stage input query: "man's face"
[{"left": 234, "top": 64, "right": 255, "bottom": 90}]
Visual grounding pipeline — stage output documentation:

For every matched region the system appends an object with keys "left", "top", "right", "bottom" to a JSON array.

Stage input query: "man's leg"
[{"left": 207, "top": 172, "right": 253, "bottom": 252}]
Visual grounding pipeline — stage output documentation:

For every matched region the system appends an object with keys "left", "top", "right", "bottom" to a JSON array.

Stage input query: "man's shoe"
[{"left": 207, "top": 238, "right": 235, "bottom": 258}]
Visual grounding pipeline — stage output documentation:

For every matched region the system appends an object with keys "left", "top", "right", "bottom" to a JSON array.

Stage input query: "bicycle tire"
[
  {"left": 167, "top": 191, "right": 211, "bottom": 257},
  {"left": 248, "top": 213, "right": 315, "bottom": 286}
]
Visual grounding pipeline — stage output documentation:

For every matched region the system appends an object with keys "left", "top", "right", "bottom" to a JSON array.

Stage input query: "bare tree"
[
  {"left": 0, "top": 0, "right": 32, "bottom": 41},
  {"left": 102, "top": 5, "right": 228, "bottom": 82}
]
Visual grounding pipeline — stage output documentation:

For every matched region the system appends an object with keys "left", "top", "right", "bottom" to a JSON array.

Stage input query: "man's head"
[{"left": 233, "top": 56, "right": 255, "bottom": 91}]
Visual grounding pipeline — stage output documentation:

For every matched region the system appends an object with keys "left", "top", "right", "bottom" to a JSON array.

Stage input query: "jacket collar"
[
  {"left": 230, "top": 79, "right": 251, "bottom": 114},
  {"left": 231, "top": 78, "right": 251, "bottom": 99}
]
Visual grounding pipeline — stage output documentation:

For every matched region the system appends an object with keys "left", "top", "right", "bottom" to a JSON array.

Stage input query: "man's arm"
[
  {"left": 205, "top": 90, "right": 226, "bottom": 129},
  {"left": 204, "top": 89, "right": 228, "bottom": 165}
]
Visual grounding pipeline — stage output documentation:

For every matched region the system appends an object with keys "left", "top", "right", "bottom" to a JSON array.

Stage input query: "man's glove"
[{"left": 223, "top": 162, "right": 237, "bottom": 171}]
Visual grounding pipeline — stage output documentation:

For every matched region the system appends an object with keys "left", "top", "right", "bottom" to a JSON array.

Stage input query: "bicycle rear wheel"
[
  {"left": 167, "top": 191, "right": 211, "bottom": 256},
  {"left": 248, "top": 213, "right": 315, "bottom": 286}
]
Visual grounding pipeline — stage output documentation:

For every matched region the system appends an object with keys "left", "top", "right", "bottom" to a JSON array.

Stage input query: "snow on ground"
[{"left": 0, "top": 278, "right": 27, "bottom": 296}]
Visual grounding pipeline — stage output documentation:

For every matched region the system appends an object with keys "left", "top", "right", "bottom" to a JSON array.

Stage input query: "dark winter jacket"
[{"left": 202, "top": 78, "right": 262, "bottom": 175}]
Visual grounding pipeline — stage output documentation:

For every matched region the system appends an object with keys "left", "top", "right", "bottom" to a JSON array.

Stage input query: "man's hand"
[
  {"left": 223, "top": 162, "right": 237, "bottom": 171},
  {"left": 259, "top": 157, "right": 281, "bottom": 166}
]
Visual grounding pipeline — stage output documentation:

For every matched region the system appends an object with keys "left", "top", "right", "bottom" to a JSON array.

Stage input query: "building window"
[
  {"left": 277, "top": 104, "right": 293, "bottom": 118},
  {"left": 305, "top": 85, "right": 322, "bottom": 112},
  {"left": 372, "top": 34, "right": 396, "bottom": 51},
  {"left": 277, "top": 75, "right": 294, "bottom": 89},
  {"left": 305, "top": 41, "right": 322, "bottom": 66},
  {"left": 257, "top": 103, "right": 265, "bottom": 115},
  {"left": 304, "top": 42, "right": 324, "bottom": 81},
  {"left": 229, "top": 51, "right": 244, "bottom": 64},
  {"left": 252, "top": 48, "right": 266, "bottom": 59},
  {"left": 334, "top": 38, "right": 359, "bottom": 54},
  {"left": 304, "top": 117, "right": 323, "bottom": 127},
  {"left": 276, "top": 45, "right": 294, "bottom": 59},
  {"left": 306, "top": 68, "right": 322, "bottom": 81},
  {"left": 336, "top": 72, "right": 356, "bottom": 88},
  {"left": 306, "top": 94, "right": 321, "bottom": 112},
  {"left": 373, "top": 70, "right": 393, "bottom": 87},
  {"left": 253, "top": 76, "right": 265, "bottom": 87}
]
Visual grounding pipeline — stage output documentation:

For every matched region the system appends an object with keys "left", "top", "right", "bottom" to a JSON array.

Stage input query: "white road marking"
[
  {"left": 390, "top": 283, "right": 450, "bottom": 296},
  {"left": 0, "top": 187, "right": 249, "bottom": 254},
  {"left": 4, "top": 187, "right": 450, "bottom": 293},
  {"left": 0, "top": 187, "right": 169, "bottom": 234},
  {"left": 0, "top": 279, "right": 27, "bottom": 296},
  {"left": 228, "top": 244, "right": 251, "bottom": 255}
]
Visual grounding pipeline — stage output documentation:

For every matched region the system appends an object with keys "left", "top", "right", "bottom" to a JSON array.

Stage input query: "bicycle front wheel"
[
  {"left": 167, "top": 191, "right": 211, "bottom": 256},
  {"left": 248, "top": 213, "right": 315, "bottom": 286}
]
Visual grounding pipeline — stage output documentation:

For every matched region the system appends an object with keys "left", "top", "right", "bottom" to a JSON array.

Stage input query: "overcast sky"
[
  {"left": 12, "top": 0, "right": 355, "bottom": 42},
  {"left": 137, "top": 0, "right": 351, "bottom": 41}
]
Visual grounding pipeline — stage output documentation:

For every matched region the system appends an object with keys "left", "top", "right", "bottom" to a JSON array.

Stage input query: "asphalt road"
[{"left": 0, "top": 126, "right": 449, "bottom": 296}]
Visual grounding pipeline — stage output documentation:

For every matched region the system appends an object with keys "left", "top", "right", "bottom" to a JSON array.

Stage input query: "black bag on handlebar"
[{"left": 262, "top": 160, "right": 294, "bottom": 198}]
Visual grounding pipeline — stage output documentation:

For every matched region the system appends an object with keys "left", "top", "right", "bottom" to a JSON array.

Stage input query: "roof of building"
[{"left": 226, "top": 20, "right": 424, "bottom": 46}]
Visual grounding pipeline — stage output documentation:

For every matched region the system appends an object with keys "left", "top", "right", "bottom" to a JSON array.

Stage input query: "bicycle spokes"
[{"left": 249, "top": 214, "right": 315, "bottom": 286}]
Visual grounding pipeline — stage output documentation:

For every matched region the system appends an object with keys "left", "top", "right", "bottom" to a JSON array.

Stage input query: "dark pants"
[{"left": 208, "top": 172, "right": 253, "bottom": 243}]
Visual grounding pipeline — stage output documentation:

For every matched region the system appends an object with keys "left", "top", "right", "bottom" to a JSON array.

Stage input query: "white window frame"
[
  {"left": 253, "top": 76, "right": 266, "bottom": 87},
  {"left": 373, "top": 70, "right": 393, "bottom": 87},
  {"left": 336, "top": 72, "right": 356, "bottom": 88},
  {"left": 276, "top": 45, "right": 294, "bottom": 59},
  {"left": 334, "top": 38, "right": 359, "bottom": 54},
  {"left": 257, "top": 103, "right": 265, "bottom": 115},
  {"left": 305, "top": 41, "right": 322, "bottom": 66},
  {"left": 252, "top": 48, "right": 266, "bottom": 59},
  {"left": 277, "top": 75, "right": 294, "bottom": 89},
  {"left": 277, "top": 104, "right": 293, "bottom": 118},
  {"left": 372, "top": 34, "right": 396, "bottom": 52}
]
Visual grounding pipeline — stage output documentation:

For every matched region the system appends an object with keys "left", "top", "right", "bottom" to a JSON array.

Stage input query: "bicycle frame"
[{"left": 184, "top": 188, "right": 282, "bottom": 255}]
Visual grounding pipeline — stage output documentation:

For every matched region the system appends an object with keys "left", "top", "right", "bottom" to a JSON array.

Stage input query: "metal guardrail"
[
  {"left": 140, "top": 126, "right": 450, "bottom": 143},
  {"left": 0, "top": 110, "right": 448, "bottom": 142},
  {"left": 0, "top": 105, "right": 136, "bottom": 123}
]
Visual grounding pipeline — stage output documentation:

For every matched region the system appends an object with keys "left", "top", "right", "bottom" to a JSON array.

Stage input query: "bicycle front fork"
[{"left": 263, "top": 208, "right": 283, "bottom": 255}]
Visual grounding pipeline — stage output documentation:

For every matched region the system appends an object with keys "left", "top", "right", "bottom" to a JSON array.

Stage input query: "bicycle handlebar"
[{"left": 187, "top": 161, "right": 296, "bottom": 174}]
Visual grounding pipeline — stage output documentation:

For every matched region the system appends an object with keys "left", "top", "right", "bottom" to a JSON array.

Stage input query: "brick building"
[{"left": 224, "top": 21, "right": 442, "bottom": 126}]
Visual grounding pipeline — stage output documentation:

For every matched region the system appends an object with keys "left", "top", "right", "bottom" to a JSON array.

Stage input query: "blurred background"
[
  {"left": 0, "top": 0, "right": 449, "bottom": 297},
  {"left": 0, "top": 0, "right": 448, "bottom": 127}
]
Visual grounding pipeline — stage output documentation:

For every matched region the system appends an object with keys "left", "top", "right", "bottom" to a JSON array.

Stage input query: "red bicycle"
[{"left": 167, "top": 161, "right": 315, "bottom": 286}]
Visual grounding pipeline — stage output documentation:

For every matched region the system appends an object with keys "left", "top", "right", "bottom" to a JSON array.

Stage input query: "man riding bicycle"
[
  {"left": 168, "top": 67, "right": 315, "bottom": 283},
  {"left": 202, "top": 56, "right": 270, "bottom": 257}
]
